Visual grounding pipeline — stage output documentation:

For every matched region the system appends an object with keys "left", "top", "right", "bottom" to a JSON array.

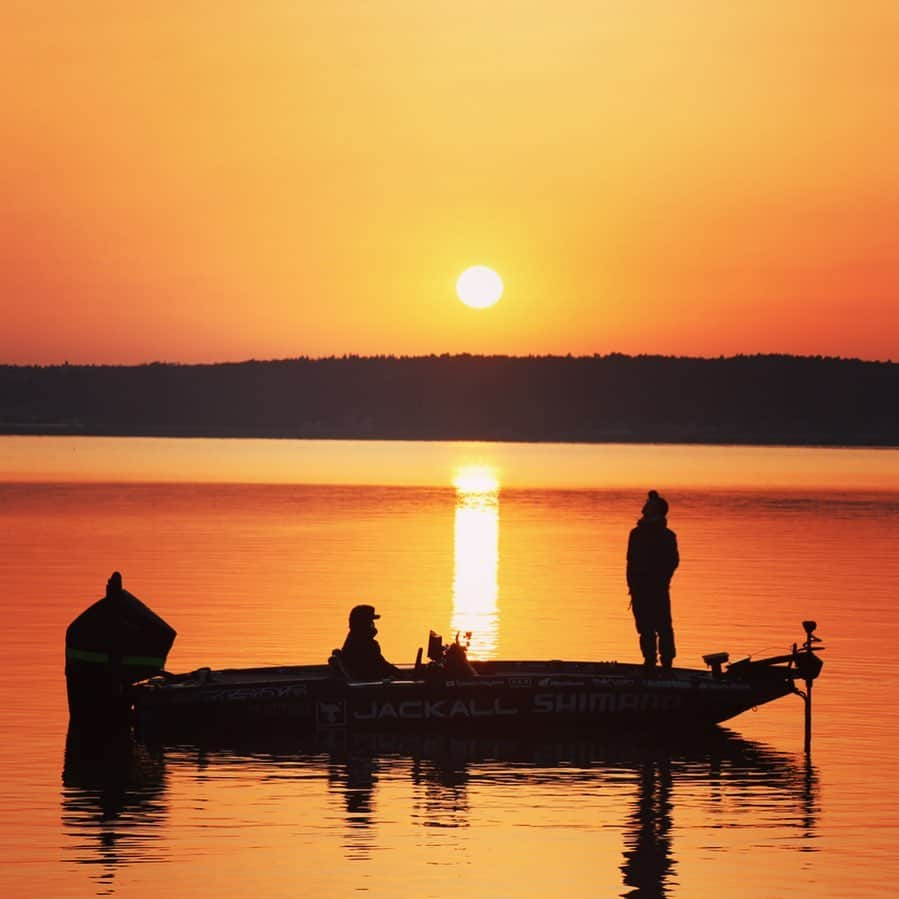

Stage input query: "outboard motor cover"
[{"left": 65, "top": 573, "right": 176, "bottom": 729}]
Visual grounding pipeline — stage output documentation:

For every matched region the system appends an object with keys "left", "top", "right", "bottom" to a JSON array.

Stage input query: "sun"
[{"left": 456, "top": 266, "right": 503, "bottom": 309}]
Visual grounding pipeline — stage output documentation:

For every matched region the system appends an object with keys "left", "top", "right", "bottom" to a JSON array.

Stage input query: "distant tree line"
[{"left": 1, "top": 353, "right": 897, "bottom": 446}]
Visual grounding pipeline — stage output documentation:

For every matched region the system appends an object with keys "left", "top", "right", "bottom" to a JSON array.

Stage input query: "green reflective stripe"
[
  {"left": 66, "top": 647, "right": 110, "bottom": 664},
  {"left": 122, "top": 655, "right": 165, "bottom": 668},
  {"left": 65, "top": 648, "right": 165, "bottom": 667}
]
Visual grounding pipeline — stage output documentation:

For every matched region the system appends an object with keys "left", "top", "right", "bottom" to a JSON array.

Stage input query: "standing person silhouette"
[{"left": 626, "top": 490, "right": 679, "bottom": 673}]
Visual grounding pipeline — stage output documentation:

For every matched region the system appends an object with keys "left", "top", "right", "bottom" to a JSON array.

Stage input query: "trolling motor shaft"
[{"left": 796, "top": 620, "right": 824, "bottom": 755}]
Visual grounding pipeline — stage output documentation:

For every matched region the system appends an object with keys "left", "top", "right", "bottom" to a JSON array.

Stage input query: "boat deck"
[
  {"left": 151, "top": 658, "right": 719, "bottom": 691},
  {"left": 157, "top": 664, "right": 336, "bottom": 688}
]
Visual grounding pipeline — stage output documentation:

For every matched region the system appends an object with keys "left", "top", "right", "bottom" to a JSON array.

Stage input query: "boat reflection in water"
[
  {"left": 617, "top": 737, "right": 818, "bottom": 898},
  {"left": 330, "top": 731, "right": 817, "bottom": 898},
  {"left": 110, "top": 727, "right": 816, "bottom": 897},
  {"left": 450, "top": 465, "right": 500, "bottom": 659},
  {"left": 61, "top": 728, "right": 168, "bottom": 895}
]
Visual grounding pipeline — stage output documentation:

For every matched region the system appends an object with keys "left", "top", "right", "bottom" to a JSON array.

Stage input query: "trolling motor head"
[
  {"left": 794, "top": 620, "right": 824, "bottom": 682},
  {"left": 801, "top": 620, "right": 822, "bottom": 653}
]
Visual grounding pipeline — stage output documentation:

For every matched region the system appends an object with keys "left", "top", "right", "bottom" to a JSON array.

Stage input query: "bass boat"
[
  {"left": 132, "top": 626, "right": 824, "bottom": 745},
  {"left": 65, "top": 575, "right": 824, "bottom": 745}
]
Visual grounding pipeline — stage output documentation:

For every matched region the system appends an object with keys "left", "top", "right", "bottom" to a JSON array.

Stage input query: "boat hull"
[{"left": 134, "top": 659, "right": 799, "bottom": 742}]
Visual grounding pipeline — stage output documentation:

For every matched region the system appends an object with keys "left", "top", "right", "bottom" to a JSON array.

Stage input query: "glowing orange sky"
[{"left": 2, "top": 2, "right": 897, "bottom": 364}]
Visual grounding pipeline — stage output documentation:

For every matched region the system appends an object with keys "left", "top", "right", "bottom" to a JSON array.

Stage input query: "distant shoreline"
[
  {"left": 3, "top": 353, "right": 898, "bottom": 448},
  {"left": 1, "top": 427, "right": 898, "bottom": 451}
]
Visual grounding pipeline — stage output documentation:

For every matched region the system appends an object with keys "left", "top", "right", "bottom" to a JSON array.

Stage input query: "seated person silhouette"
[{"left": 339, "top": 605, "right": 401, "bottom": 680}]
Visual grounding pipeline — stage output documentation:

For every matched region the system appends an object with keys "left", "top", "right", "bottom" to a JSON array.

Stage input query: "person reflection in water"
[
  {"left": 627, "top": 490, "right": 679, "bottom": 673},
  {"left": 340, "top": 605, "right": 400, "bottom": 680},
  {"left": 620, "top": 760, "right": 674, "bottom": 898}
]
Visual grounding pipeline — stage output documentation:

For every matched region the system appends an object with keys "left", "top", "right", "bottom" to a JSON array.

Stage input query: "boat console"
[{"left": 419, "top": 630, "right": 479, "bottom": 679}]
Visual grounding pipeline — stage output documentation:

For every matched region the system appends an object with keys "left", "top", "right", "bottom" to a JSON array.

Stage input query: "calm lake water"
[{"left": 1, "top": 437, "right": 898, "bottom": 898}]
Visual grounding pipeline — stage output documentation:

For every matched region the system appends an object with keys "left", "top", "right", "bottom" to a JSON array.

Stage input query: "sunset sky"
[{"left": 2, "top": 2, "right": 897, "bottom": 364}]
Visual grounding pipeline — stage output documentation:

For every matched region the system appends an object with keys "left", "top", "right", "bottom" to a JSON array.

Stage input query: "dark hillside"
[{"left": 1, "top": 354, "right": 896, "bottom": 446}]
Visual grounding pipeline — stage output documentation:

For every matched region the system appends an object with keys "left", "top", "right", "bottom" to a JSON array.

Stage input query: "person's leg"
[
  {"left": 656, "top": 592, "right": 676, "bottom": 668},
  {"left": 632, "top": 598, "right": 658, "bottom": 668}
]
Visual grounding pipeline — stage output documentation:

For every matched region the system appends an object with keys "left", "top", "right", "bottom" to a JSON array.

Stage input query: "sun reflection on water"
[{"left": 451, "top": 465, "right": 500, "bottom": 658}]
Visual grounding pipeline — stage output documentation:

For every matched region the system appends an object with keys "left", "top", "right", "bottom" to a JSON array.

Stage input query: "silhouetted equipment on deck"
[
  {"left": 65, "top": 573, "right": 176, "bottom": 729},
  {"left": 424, "top": 631, "right": 478, "bottom": 679},
  {"left": 701, "top": 652, "right": 729, "bottom": 678},
  {"left": 427, "top": 630, "right": 444, "bottom": 663}
]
